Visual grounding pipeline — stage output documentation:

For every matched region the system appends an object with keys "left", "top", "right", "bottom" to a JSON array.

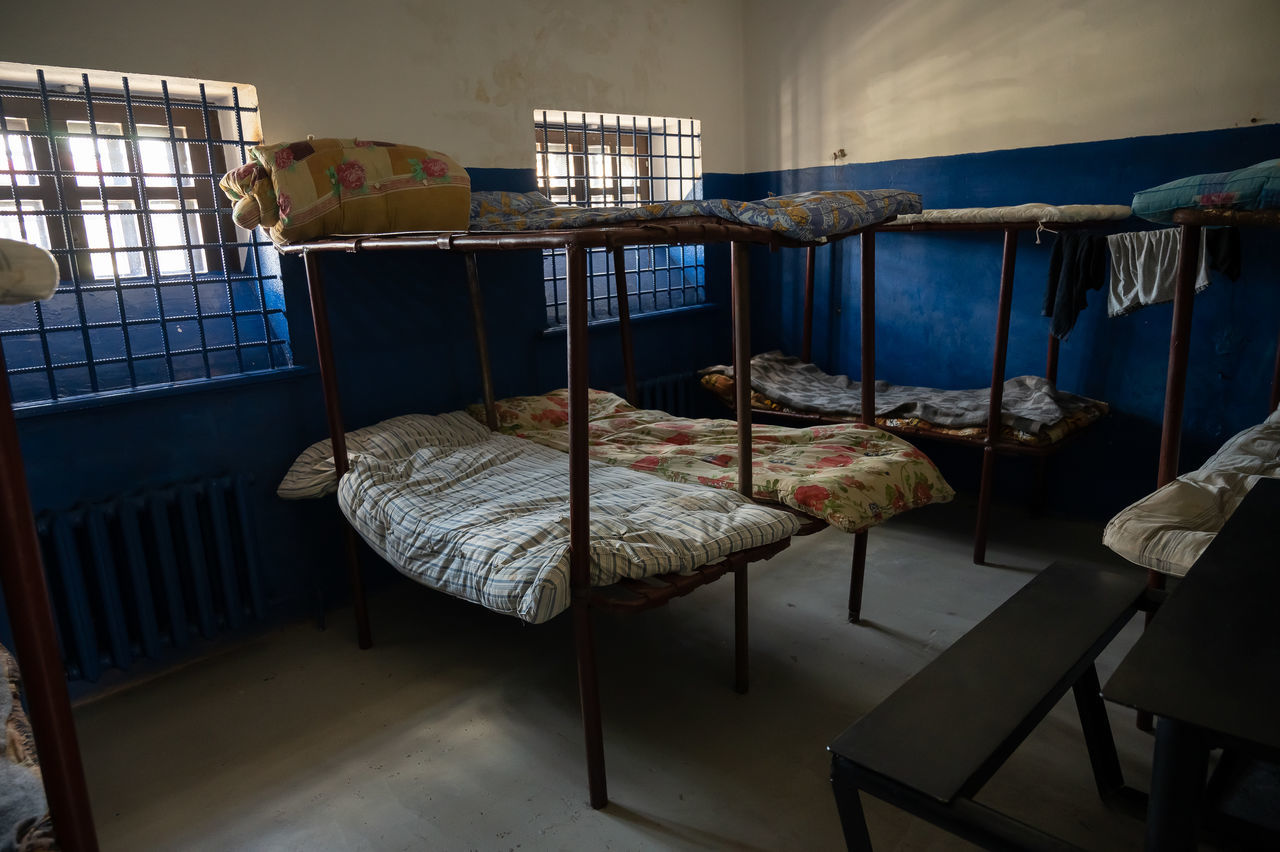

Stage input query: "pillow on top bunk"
[
  {"left": 1131, "top": 158, "right": 1280, "bottom": 223},
  {"left": 219, "top": 137, "right": 470, "bottom": 244}
]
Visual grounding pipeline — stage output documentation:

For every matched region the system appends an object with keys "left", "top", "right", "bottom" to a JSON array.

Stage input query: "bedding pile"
[
  {"left": 280, "top": 411, "right": 801, "bottom": 623},
  {"left": 701, "top": 351, "right": 1107, "bottom": 436},
  {"left": 467, "top": 389, "right": 954, "bottom": 533},
  {"left": 1103, "top": 407, "right": 1280, "bottom": 577}
]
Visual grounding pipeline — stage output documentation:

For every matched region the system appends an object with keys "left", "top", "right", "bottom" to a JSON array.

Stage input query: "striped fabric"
[
  {"left": 286, "top": 411, "right": 801, "bottom": 623},
  {"left": 1103, "top": 407, "right": 1280, "bottom": 577}
]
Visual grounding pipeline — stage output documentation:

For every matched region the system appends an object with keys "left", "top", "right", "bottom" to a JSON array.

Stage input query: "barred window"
[
  {"left": 0, "top": 63, "right": 290, "bottom": 407},
  {"left": 534, "top": 110, "right": 704, "bottom": 327}
]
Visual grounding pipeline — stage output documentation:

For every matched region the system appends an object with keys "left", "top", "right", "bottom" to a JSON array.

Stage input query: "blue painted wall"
[{"left": 745, "top": 124, "right": 1280, "bottom": 515}]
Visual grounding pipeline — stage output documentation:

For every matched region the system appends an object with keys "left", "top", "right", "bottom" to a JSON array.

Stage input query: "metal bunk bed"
[
  {"left": 705, "top": 210, "right": 1128, "bottom": 565},
  {"left": 275, "top": 214, "right": 895, "bottom": 809}
]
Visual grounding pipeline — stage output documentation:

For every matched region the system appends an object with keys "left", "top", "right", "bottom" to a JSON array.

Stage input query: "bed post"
[
  {"left": 0, "top": 345, "right": 100, "bottom": 852},
  {"left": 303, "top": 250, "right": 372, "bottom": 650},
  {"left": 848, "top": 230, "right": 879, "bottom": 623},
  {"left": 731, "top": 241, "right": 752, "bottom": 694},
  {"left": 973, "top": 228, "right": 1018, "bottom": 566},
  {"left": 611, "top": 247, "right": 639, "bottom": 405},
  {"left": 464, "top": 254, "right": 498, "bottom": 431},
  {"left": 1045, "top": 334, "right": 1060, "bottom": 386},
  {"left": 802, "top": 244, "right": 816, "bottom": 363},
  {"left": 566, "top": 243, "right": 608, "bottom": 809},
  {"left": 1157, "top": 223, "right": 1202, "bottom": 489},
  {"left": 859, "top": 233, "right": 876, "bottom": 427},
  {"left": 1271, "top": 323, "right": 1280, "bottom": 415}
]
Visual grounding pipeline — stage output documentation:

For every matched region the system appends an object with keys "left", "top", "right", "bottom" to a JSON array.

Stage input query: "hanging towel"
[
  {"left": 1106, "top": 228, "right": 1210, "bottom": 318},
  {"left": 1042, "top": 231, "right": 1110, "bottom": 340}
]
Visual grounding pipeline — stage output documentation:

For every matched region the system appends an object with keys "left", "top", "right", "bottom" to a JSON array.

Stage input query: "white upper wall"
[
  {"left": 743, "top": 0, "right": 1280, "bottom": 172},
  {"left": 0, "top": 0, "right": 747, "bottom": 172}
]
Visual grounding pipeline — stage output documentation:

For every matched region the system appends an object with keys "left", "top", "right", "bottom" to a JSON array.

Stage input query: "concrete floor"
[{"left": 72, "top": 497, "right": 1162, "bottom": 851}]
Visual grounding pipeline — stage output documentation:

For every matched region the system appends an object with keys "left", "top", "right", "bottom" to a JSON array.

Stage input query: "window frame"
[
  {"left": 534, "top": 110, "right": 705, "bottom": 328},
  {"left": 0, "top": 65, "right": 290, "bottom": 407}
]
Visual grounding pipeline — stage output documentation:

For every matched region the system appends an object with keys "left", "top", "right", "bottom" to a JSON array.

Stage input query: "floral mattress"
[
  {"left": 467, "top": 389, "right": 954, "bottom": 533},
  {"left": 468, "top": 189, "right": 922, "bottom": 243}
]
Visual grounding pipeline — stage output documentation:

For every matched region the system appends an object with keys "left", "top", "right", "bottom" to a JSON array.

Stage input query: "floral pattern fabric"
[
  {"left": 467, "top": 389, "right": 954, "bottom": 533},
  {"left": 219, "top": 137, "right": 470, "bottom": 244},
  {"left": 468, "top": 189, "right": 922, "bottom": 243}
]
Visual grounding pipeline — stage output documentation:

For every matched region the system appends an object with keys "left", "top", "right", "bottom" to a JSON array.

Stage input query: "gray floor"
[{"left": 72, "top": 497, "right": 1160, "bottom": 851}]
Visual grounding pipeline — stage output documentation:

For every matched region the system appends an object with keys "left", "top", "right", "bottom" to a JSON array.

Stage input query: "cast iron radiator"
[
  {"left": 33, "top": 474, "right": 265, "bottom": 682},
  {"left": 621, "top": 372, "right": 699, "bottom": 417}
]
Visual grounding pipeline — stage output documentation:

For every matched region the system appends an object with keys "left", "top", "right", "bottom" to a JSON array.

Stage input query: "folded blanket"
[{"left": 703, "top": 351, "right": 1100, "bottom": 435}]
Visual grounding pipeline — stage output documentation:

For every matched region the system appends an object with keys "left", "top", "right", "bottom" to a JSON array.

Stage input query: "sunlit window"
[
  {"left": 534, "top": 110, "right": 704, "bottom": 327},
  {"left": 0, "top": 63, "right": 291, "bottom": 405}
]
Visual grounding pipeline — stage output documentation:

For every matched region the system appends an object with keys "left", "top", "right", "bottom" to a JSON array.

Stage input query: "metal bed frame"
[
  {"left": 725, "top": 218, "right": 1123, "bottom": 566},
  {"left": 0, "top": 345, "right": 99, "bottom": 851},
  {"left": 276, "top": 215, "right": 890, "bottom": 809}
]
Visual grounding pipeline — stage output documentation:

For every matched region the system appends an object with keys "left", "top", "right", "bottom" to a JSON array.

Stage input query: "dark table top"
[{"left": 1104, "top": 476, "right": 1280, "bottom": 756}]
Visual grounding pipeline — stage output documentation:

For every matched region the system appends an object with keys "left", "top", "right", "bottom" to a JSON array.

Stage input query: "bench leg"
[
  {"left": 1146, "top": 717, "right": 1209, "bottom": 852},
  {"left": 849, "top": 531, "right": 868, "bottom": 623},
  {"left": 831, "top": 777, "right": 875, "bottom": 852},
  {"left": 1071, "top": 663, "right": 1125, "bottom": 800}
]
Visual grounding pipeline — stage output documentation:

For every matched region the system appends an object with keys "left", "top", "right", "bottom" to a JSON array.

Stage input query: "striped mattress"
[{"left": 288, "top": 411, "right": 801, "bottom": 623}]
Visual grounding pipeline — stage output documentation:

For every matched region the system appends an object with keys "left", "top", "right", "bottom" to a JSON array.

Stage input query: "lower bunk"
[
  {"left": 280, "top": 409, "right": 800, "bottom": 624},
  {"left": 279, "top": 406, "right": 803, "bottom": 808},
  {"left": 701, "top": 351, "right": 1108, "bottom": 556}
]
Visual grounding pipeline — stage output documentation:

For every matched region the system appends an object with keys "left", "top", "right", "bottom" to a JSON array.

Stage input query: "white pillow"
[
  {"left": 0, "top": 238, "right": 58, "bottom": 306},
  {"left": 278, "top": 411, "right": 490, "bottom": 499}
]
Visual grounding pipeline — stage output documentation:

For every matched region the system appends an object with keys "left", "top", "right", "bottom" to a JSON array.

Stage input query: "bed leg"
[
  {"left": 1030, "top": 455, "right": 1049, "bottom": 518},
  {"left": 848, "top": 531, "right": 868, "bottom": 623},
  {"left": 734, "top": 563, "right": 750, "bottom": 694},
  {"left": 973, "top": 445, "right": 996, "bottom": 566},
  {"left": 343, "top": 523, "right": 372, "bottom": 649},
  {"left": 573, "top": 600, "right": 608, "bottom": 808}
]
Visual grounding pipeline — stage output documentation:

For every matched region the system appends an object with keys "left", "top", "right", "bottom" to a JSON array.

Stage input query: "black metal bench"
[{"left": 828, "top": 559, "right": 1149, "bottom": 851}]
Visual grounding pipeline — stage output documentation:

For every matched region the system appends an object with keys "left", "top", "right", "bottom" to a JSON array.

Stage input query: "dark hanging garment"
[
  {"left": 1205, "top": 226, "right": 1241, "bottom": 281},
  {"left": 1042, "top": 231, "right": 1110, "bottom": 340}
]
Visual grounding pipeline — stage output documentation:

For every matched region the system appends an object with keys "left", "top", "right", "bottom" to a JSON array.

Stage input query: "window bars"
[
  {"left": 535, "top": 110, "right": 704, "bottom": 327},
  {"left": 0, "top": 65, "right": 289, "bottom": 406}
]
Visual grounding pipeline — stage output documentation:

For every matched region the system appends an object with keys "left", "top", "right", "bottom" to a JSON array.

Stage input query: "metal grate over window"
[
  {"left": 0, "top": 63, "right": 289, "bottom": 407},
  {"left": 534, "top": 110, "right": 704, "bottom": 327}
]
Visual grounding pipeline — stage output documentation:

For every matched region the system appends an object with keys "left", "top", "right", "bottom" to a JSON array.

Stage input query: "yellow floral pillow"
[{"left": 219, "top": 137, "right": 470, "bottom": 244}]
